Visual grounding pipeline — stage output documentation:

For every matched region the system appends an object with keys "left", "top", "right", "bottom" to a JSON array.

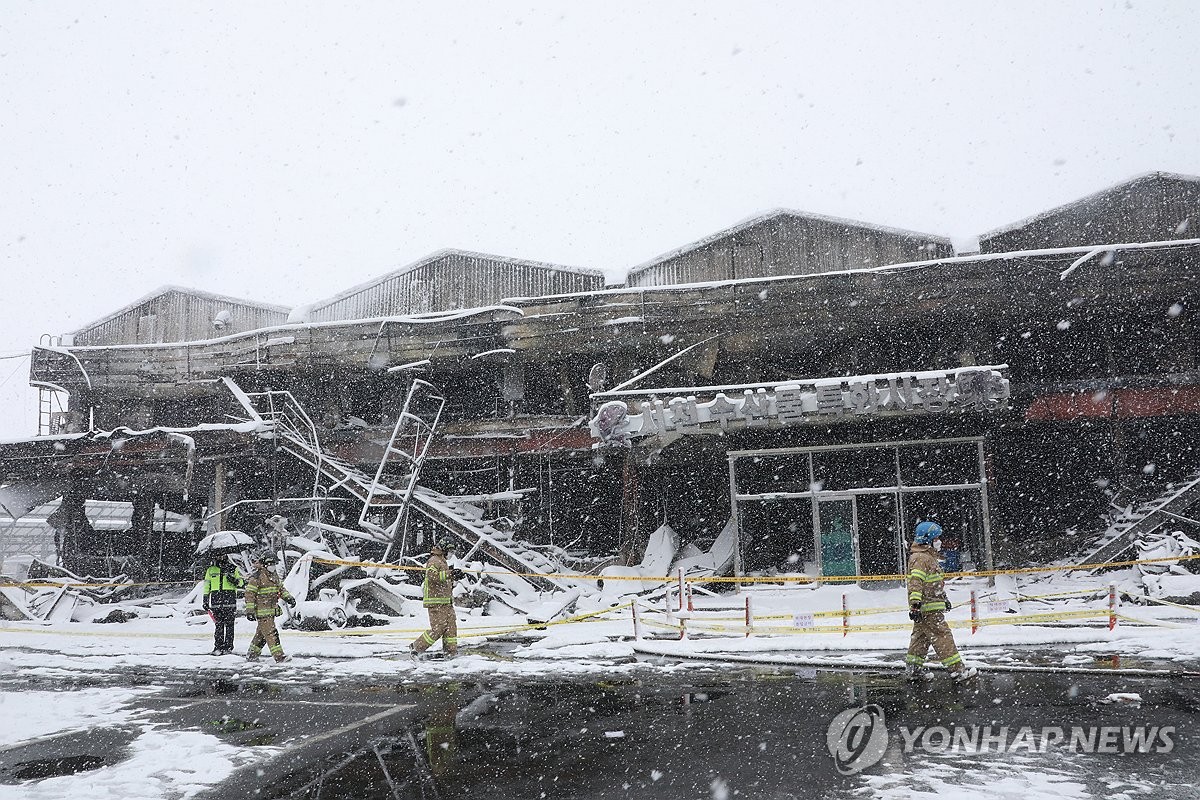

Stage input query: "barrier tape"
[
  {"left": 676, "top": 605, "right": 909, "bottom": 622},
  {"left": 4, "top": 550, "right": 1190, "bottom": 593},
  {"left": 1141, "top": 596, "right": 1200, "bottom": 615},
  {"left": 0, "top": 588, "right": 1167, "bottom": 646},
  {"left": 306, "top": 552, "right": 1200, "bottom": 586},
  {"left": 659, "top": 584, "right": 1122, "bottom": 622},
  {"left": 1007, "top": 587, "right": 1110, "bottom": 601},
  {"left": 0, "top": 601, "right": 636, "bottom": 642},
  {"left": 1113, "top": 613, "right": 1189, "bottom": 630},
  {"left": 642, "top": 607, "right": 1119, "bottom": 637},
  {"left": 0, "top": 580, "right": 193, "bottom": 590}
]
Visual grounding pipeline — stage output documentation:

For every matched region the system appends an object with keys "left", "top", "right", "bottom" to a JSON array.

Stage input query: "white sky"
[{"left": 1, "top": 1, "right": 1197, "bottom": 438}]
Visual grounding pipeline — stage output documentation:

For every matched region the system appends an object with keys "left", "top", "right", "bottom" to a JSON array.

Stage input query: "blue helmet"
[{"left": 913, "top": 521, "right": 943, "bottom": 544}]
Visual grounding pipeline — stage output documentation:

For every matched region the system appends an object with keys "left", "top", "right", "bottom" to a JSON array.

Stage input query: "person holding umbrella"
[
  {"left": 195, "top": 530, "right": 256, "bottom": 656},
  {"left": 202, "top": 555, "right": 244, "bottom": 655}
]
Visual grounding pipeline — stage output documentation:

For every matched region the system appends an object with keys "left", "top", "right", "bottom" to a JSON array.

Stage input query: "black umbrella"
[{"left": 195, "top": 530, "right": 256, "bottom": 556}]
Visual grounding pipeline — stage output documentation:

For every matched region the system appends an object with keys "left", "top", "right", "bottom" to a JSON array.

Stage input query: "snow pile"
[
  {"left": 860, "top": 752, "right": 1092, "bottom": 800},
  {"left": 8, "top": 726, "right": 268, "bottom": 800},
  {"left": 0, "top": 687, "right": 157, "bottom": 747},
  {"left": 1135, "top": 529, "right": 1200, "bottom": 598},
  {"left": 1101, "top": 692, "right": 1143, "bottom": 706}
]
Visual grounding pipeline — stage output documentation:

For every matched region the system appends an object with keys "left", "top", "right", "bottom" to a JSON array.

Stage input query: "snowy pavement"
[
  {"left": 2, "top": 574, "right": 1199, "bottom": 798},
  {"left": 1, "top": 658, "right": 1196, "bottom": 800}
]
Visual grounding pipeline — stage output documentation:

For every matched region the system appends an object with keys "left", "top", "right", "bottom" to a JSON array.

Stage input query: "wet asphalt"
[{"left": 2, "top": 653, "right": 1200, "bottom": 799}]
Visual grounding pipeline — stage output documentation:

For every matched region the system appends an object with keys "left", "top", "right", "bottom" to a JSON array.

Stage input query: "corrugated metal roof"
[
  {"left": 309, "top": 248, "right": 604, "bottom": 313},
  {"left": 626, "top": 208, "right": 952, "bottom": 278},
  {"left": 70, "top": 285, "right": 291, "bottom": 336},
  {"left": 978, "top": 171, "right": 1200, "bottom": 242}
]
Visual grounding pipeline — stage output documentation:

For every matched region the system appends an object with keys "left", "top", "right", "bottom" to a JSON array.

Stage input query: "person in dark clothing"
[{"left": 202, "top": 556, "right": 244, "bottom": 655}]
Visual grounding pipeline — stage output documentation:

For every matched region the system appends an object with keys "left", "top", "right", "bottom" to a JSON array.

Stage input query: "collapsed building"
[{"left": 1, "top": 172, "right": 1198, "bottom": 597}]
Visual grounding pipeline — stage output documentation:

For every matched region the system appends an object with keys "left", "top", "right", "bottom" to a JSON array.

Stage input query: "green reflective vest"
[{"left": 203, "top": 565, "right": 243, "bottom": 594}]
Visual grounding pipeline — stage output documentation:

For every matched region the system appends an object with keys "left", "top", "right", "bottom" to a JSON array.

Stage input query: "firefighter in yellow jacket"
[
  {"left": 410, "top": 539, "right": 464, "bottom": 660},
  {"left": 906, "top": 521, "right": 977, "bottom": 682},
  {"left": 244, "top": 552, "right": 296, "bottom": 662}
]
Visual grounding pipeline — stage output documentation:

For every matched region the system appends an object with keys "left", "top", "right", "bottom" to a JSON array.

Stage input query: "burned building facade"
[{"left": 4, "top": 173, "right": 1199, "bottom": 583}]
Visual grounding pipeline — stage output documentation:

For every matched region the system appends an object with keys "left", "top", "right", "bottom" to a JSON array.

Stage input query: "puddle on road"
[
  {"left": 0, "top": 727, "right": 135, "bottom": 785},
  {"left": 9, "top": 753, "right": 111, "bottom": 781},
  {"left": 4, "top": 660, "right": 1198, "bottom": 798},
  {"left": 218, "top": 667, "right": 1200, "bottom": 799}
]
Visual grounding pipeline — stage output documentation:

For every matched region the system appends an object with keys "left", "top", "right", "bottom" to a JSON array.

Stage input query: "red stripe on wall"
[{"left": 1026, "top": 387, "right": 1200, "bottom": 421}]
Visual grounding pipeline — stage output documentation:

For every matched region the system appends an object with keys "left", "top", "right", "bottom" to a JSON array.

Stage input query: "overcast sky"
[{"left": 1, "top": 1, "right": 1197, "bottom": 438}]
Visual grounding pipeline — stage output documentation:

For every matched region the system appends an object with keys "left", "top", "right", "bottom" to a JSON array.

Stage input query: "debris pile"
[{"left": 0, "top": 560, "right": 136, "bottom": 623}]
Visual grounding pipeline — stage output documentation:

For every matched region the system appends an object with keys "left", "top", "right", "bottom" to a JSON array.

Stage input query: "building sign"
[{"left": 590, "top": 366, "right": 1009, "bottom": 445}]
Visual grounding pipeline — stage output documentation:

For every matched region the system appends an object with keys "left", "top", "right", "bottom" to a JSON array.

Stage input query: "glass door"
[
  {"left": 816, "top": 495, "right": 858, "bottom": 580},
  {"left": 856, "top": 492, "right": 904, "bottom": 578}
]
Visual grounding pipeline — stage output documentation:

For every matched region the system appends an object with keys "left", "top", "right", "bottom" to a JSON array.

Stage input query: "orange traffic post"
[
  {"left": 1108, "top": 583, "right": 1117, "bottom": 631},
  {"left": 970, "top": 590, "right": 978, "bottom": 635}
]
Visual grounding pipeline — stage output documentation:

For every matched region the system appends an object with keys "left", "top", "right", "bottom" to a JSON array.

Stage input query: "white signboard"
[{"left": 591, "top": 366, "right": 1010, "bottom": 444}]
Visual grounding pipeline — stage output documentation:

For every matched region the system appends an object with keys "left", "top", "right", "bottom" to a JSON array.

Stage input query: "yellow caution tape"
[
  {"left": 1140, "top": 596, "right": 1200, "bottom": 615},
  {"left": 6, "top": 549, "right": 1176, "bottom": 594},
  {"left": 0, "top": 580, "right": 194, "bottom": 589},
  {"left": 312, "top": 552, "right": 1200, "bottom": 586},
  {"left": 0, "top": 601, "right": 635, "bottom": 642},
  {"left": 642, "top": 607, "right": 1118, "bottom": 637}
]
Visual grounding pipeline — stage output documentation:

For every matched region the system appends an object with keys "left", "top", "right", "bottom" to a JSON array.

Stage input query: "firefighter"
[
  {"left": 202, "top": 555, "right": 244, "bottom": 655},
  {"left": 410, "top": 539, "right": 464, "bottom": 660},
  {"left": 424, "top": 687, "right": 461, "bottom": 779},
  {"left": 244, "top": 552, "right": 297, "bottom": 662},
  {"left": 905, "top": 521, "right": 977, "bottom": 682}
]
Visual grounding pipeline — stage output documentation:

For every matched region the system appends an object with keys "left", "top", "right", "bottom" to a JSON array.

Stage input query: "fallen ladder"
[
  {"left": 360, "top": 379, "right": 445, "bottom": 562},
  {"left": 224, "top": 378, "right": 576, "bottom": 592},
  {"left": 1077, "top": 470, "right": 1200, "bottom": 569}
]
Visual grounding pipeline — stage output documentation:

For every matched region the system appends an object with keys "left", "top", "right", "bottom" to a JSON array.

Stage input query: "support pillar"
[{"left": 210, "top": 461, "right": 227, "bottom": 534}]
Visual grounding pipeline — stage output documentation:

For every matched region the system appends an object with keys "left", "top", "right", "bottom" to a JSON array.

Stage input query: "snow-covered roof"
[
  {"left": 979, "top": 171, "right": 1200, "bottom": 242},
  {"left": 60, "top": 305, "right": 525, "bottom": 352},
  {"left": 510, "top": 236, "right": 1200, "bottom": 304},
  {"left": 309, "top": 248, "right": 605, "bottom": 311},
  {"left": 71, "top": 285, "right": 290, "bottom": 335},
  {"left": 627, "top": 209, "right": 953, "bottom": 277}
]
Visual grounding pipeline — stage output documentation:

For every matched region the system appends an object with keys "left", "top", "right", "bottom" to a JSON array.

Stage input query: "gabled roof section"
[
  {"left": 310, "top": 248, "right": 604, "bottom": 311},
  {"left": 71, "top": 285, "right": 290, "bottom": 335},
  {"left": 628, "top": 209, "right": 953, "bottom": 276},
  {"left": 979, "top": 171, "right": 1200, "bottom": 242}
]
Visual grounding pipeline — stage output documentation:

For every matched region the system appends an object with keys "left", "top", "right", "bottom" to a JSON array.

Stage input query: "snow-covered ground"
[
  {"left": 4, "top": 567, "right": 1200, "bottom": 678},
  {"left": 1, "top": 568, "right": 1197, "bottom": 799}
]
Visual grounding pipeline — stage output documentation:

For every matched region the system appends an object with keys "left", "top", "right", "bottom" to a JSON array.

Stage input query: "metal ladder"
[
  {"left": 225, "top": 379, "right": 398, "bottom": 539},
  {"left": 1076, "top": 470, "right": 1200, "bottom": 568},
  {"left": 36, "top": 387, "right": 68, "bottom": 436},
  {"left": 222, "top": 378, "right": 574, "bottom": 591},
  {"left": 360, "top": 379, "right": 445, "bottom": 561}
]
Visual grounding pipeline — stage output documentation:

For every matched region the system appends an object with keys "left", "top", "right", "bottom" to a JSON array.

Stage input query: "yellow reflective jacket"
[
  {"left": 907, "top": 543, "right": 948, "bottom": 613},
  {"left": 422, "top": 553, "right": 453, "bottom": 607},
  {"left": 245, "top": 568, "right": 293, "bottom": 619},
  {"left": 203, "top": 565, "right": 243, "bottom": 609}
]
